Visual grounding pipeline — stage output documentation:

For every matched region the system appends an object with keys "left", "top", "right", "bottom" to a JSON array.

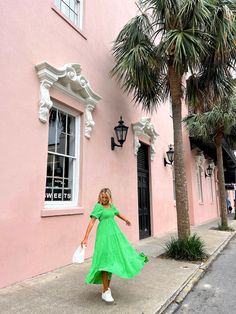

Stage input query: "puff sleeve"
[
  {"left": 90, "top": 203, "right": 103, "bottom": 219},
  {"left": 112, "top": 204, "right": 120, "bottom": 216}
]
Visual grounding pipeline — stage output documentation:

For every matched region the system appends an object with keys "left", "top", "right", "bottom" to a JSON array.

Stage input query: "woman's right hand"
[{"left": 81, "top": 239, "right": 87, "bottom": 247}]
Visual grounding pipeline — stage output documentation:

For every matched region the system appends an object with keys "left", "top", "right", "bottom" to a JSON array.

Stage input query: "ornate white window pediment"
[
  {"left": 195, "top": 152, "right": 205, "bottom": 169},
  {"left": 132, "top": 117, "right": 159, "bottom": 160},
  {"left": 35, "top": 62, "right": 102, "bottom": 139},
  {"left": 209, "top": 162, "right": 215, "bottom": 170}
]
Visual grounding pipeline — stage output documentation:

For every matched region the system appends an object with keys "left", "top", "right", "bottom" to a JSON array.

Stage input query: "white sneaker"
[{"left": 102, "top": 288, "right": 114, "bottom": 302}]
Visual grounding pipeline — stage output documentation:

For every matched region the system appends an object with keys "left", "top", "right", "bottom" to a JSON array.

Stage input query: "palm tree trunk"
[
  {"left": 215, "top": 133, "right": 228, "bottom": 227},
  {"left": 168, "top": 63, "right": 190, "bottom": 240}
]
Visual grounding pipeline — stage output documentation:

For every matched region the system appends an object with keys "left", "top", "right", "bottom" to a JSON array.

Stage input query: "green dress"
[{"left": 86, "top": 203, "right": 148, "bottom": 284}]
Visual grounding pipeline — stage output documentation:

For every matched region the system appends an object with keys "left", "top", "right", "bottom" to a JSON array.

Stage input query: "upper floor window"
[
  {"left": 45, "top": 103, "right": 80, "bottom": 207},
  {"left": 55, "top": 0, "right": 83, "bottom": 28},
  {"left": 196, "top": 165, "right": 203, "bottom": 203}
]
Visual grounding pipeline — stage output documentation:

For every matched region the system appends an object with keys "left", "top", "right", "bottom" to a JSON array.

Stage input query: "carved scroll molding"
[
  {"left": 35, "top": 62, "right": 102, "bottom": 139},
  {"left": 132, "top": 117, "right": 159, "bottom": 160},
  {"left": 195, "top": 151, "right": 205, "bottom": 169}
]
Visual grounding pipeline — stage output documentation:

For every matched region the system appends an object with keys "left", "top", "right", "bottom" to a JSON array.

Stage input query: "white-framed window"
[
  {"left": 196, "top": 165, "right": 203, "bottom": 203},
  {"left": 54, "top": 0, "right": 83, "bottom": 28},
  {"left": 45, "top": 102, "right": 80, "bottom": 207}
]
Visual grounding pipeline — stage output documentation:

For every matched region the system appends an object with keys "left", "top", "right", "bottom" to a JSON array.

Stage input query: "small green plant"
[
  {"left": 217, "top": 223, "right": 234, "bottom": 232},
  {"left": 164, "top": 233, "right": 208, "bottom": 261}
]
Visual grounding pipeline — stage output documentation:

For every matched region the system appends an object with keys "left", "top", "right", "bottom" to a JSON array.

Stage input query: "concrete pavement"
[{"left": 1, "top": 216, "right": 236, "bottom": 314}]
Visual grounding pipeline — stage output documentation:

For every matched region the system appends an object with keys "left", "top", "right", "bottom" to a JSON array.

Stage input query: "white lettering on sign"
[
  {"left": 45, "top": 192, "right": 72, "bottom": 200},
  {"left": 46, "top": 193, "right": 52, "bottom": 199}
]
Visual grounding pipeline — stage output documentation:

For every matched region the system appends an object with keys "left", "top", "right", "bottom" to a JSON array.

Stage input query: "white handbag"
[{"left": 72, "top": 245, "right": 86, "bottom": 264}]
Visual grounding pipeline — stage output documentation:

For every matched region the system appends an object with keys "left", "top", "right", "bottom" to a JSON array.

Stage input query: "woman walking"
[{"left": 81, "top": 188, "right": 148, "bottom": 303}]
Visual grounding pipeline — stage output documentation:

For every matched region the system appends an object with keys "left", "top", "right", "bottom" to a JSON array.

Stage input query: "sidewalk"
[{"left": 1, "top": 216, "right": 236, "bottom": 314}]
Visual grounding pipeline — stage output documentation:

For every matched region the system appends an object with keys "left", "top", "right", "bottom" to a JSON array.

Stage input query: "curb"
[{"left": 155, "top": 230, "right": 236, "bottom": 314}]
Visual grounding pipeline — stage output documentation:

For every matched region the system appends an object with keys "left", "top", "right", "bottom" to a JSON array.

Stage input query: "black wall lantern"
[
  {"left": 111, "top": 116, "right": 129, "bottom": 150},
  {"left": 164, "top": 144, "right": 174, "bottom": 166},
  {"left": 205, "top": 165, "right": 213, "bottom": 178}
]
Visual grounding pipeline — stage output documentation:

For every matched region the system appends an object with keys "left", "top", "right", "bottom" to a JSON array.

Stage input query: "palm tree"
[
  {"left": 112, "top": 0, "right": 236, "bottom": 240},
  {"left": 184, "top": 98, "right": 236, "bottom": 228}
]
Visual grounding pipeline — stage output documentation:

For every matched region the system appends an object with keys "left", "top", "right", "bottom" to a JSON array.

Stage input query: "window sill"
[
  {"left": 51, "top": 5, "right": 87, "bottom": 40},
  {"left": 41, "top": 207, "right": 84, "bottom": 217}
]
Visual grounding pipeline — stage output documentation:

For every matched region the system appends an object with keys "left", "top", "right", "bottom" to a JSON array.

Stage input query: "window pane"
[
  {"left": 63, "top": 189, "right": 72, "bottom": 201},
  {"left": 46, "top": 177, "right": 53, "bottom": 187},
  {"left": 59, "top": 111, "right": 67, "bottom": 132},
  {"left": 45, "top": 188, "right": 53, "bottom": 201},
  {"left": 54, "top": 155, "right": 64, "bottom": 178},
  {"left": 47, "top": 154, "right": 54, "bottom": 177},
  {"left": 48, "top": 109, "right": 57, "bottom": 152},
  {"left": 67, "top": 134, "right": 75, "bottom": 156},
  {"left": 70, "top": 11, "right": 75, "bottom": 24},
  {"left": 53, "top": 178, "right": 63, "bottom": 188},
  {"left": 70, "top": 0, "right": 76, "bottom": 11},
  {"left": 56, "top": 112, "right": 66, "bottom": 154},
  {"left": 57, "top": 132, "right": 66, "bottom": 155},
  {"left": 61, "top": 2, "right": 69, "bottom": 17},
  {"left": 67, "top": 115, "right": 74, "bottom": 135},
  {"left": 53, "top": 188, "right": 63, "bottom": 201},
  {"left": 55, "top": 0, "right": 60, "bottom": 9},
  {"left": 64, "top": 156, "right": 72, "bottom": 178}
]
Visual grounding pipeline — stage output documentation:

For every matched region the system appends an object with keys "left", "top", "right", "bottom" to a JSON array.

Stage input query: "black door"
[{"left": 137, "top": 143, "right": 151, "bottom": 239}]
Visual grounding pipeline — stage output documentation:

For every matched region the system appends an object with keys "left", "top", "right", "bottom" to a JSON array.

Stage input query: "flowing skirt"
[{"left": 86, "top": 219, "right": 148, "bottom": 284}]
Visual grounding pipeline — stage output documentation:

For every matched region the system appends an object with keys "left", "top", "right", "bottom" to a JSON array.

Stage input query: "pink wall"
[
  {"left": 0, "top": 0, "right": 219, "bottom": 288},
  {"left": 186, "top": 149, "right": 219, "bottom": 225}
]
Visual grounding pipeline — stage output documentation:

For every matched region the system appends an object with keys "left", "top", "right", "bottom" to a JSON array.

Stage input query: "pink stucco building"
[{"left": 1, "top": 0, "right": 234, "bottom": 289}]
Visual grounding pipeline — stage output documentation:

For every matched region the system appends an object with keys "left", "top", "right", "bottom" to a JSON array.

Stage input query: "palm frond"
[
  {"left": 111, "top": 14, "right": 167, "bottom": 111},
  {"left": 142, "top": 0, "right": 180, "bottom": 30},
  {"left": 178, "top": 0, "right": 213, "bottom": 29},
  {"left": 184, "top": 97, "right": 236, "bottom": 141},
  {"left": 160, "top": 29, "right": 211, "bottom": 73},
  {"left": 208, "top": 1, "right": 236, "bottom": 66},
  {"left": 186, "top": 68, "right": 235, "bottom": 110}
]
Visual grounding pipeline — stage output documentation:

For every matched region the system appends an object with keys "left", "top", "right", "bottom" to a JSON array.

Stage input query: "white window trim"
[
  {"left": 195, "top": 152, "right": 205, "bottom": 203},
  {"left": 206, "top": 162, "right": 215, "bottom": 204},
  {"left": 44, "top": 102, "right": 80, "bottom": 209},
  {"left": 132, "top": 117, "right": 159, "bottom": 160},
  {"left": 196, "top": 165, "right": 204, "bottom": 203},
  {"left": 54, "top": 0, "right": 84, "bottom": 30},
  {"left": 78, "top": 0, "right": 83, "bottom": 29}
]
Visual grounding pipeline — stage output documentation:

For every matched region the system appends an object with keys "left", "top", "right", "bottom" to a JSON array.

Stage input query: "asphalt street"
[{"left": 175, "top": 234, "right": 236, "bottom": 314}]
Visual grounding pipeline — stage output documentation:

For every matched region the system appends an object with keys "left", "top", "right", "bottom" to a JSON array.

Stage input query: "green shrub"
[
  {"left": 164, "top": 233, "right": 208, "bottom": 261},
  {"left": 217, "top": 224, "right": 234, "bottom": 232}
]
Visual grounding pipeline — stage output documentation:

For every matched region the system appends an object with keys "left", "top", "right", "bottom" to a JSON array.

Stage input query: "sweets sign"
[{"left": 45, "top": 191, "right": 72, "bottom": 201}]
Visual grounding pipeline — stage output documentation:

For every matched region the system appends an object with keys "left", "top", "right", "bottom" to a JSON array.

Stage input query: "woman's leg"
[{"left": 102, "top": 271, "right": 109, "bottom": 292}]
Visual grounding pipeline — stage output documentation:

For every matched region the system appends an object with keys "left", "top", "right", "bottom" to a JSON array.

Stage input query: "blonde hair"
[{"left": 98, "top": 188, "right": 112, "bottom": 204}]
